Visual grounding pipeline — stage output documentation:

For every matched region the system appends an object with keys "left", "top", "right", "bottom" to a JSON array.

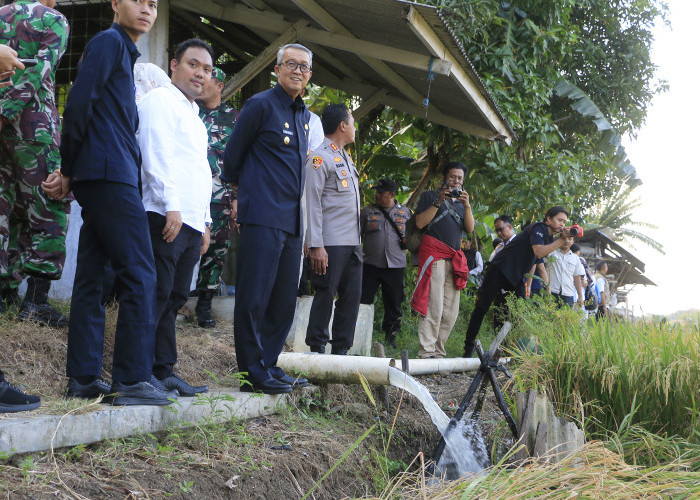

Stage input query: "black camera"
[
  {"left": 566, "top": 225, "right": 584, "bottom": 237},
  {"left": 441, "top": 181, "right": 462, "bottom": 198}
]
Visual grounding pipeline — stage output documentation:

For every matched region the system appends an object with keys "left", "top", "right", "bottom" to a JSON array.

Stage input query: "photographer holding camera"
[
  {"left": 410, "top": 162, "right": 474, "bottom": 358},
  {"left": 463, "top": 206, "right": 576, "bottom": 357}
]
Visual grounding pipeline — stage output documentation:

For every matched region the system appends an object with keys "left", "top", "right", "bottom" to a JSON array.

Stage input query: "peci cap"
[
  {"left": 212, "top": 67, "right": 226, "bottom": 83},
  {"left": 373, "top": 178, "right": 398, "bottom": 193}
]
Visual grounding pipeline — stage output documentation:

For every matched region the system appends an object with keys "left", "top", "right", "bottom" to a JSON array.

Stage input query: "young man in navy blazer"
[{"left": 46, "top": 0, "right": 172, "bottom": 406}]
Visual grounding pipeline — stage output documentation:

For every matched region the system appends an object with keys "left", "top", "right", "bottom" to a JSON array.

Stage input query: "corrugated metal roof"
[
  {"left": 578, "top": 227, "right": 656, "bottom": 288},
  {"left": 170, "top": 0, "right": 515, "bottom": 142}
]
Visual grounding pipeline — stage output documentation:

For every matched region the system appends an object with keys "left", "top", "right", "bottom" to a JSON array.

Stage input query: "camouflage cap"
[{"left": 212, "top": 67, "right": 226, "bottom": 83}]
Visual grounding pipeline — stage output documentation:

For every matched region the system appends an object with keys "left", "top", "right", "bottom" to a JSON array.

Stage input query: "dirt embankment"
[{"left": 1, "top": 311, "right": 508, "bottom": 499}]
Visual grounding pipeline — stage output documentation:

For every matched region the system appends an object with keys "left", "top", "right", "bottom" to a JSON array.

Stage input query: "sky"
[{"left": 621, "top": 0, "right": 700, "bottom": 316}]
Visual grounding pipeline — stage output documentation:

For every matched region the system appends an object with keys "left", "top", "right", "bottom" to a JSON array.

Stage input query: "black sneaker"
[
  {"left": 17, "top": 301, "right": 69, "bottom": 328},
  {"left": 0, "top": 379, "right": 41, "bottom": 413},
  {"left": 148, "top": 375, "right": 178, "bottom": 399},
  {"left": 158, "top": 374, "right": 208, "bottom": 397},
  {"left": 385, "top": 333, "right": 398, "bottom": 349},
  {"left": 239, "top": 377, "right": 292, "bottom": 395},
  {"left": 66, "top": 377, "right": 111, "bottom": 399},
  {"left": 111, "top": 381, "right": 173, "bottom": 406}
]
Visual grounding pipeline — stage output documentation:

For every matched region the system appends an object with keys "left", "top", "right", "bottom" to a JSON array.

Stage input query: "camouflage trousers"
[
  {"left": 196, "top": 200, "right": 233, "bottom": 291},
  {"left": 0, "top": 140, "right": 69, "bottom": 289}
]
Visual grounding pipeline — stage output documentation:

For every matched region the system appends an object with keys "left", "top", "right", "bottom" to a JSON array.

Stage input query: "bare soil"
[{"left": 0, "top": 308, "right": 510, "bottom": 499}]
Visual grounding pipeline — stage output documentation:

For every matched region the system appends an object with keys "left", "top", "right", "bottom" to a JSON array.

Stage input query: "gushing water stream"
[{"left": 387, "top": 367, "right": 489, "bottom": 478}]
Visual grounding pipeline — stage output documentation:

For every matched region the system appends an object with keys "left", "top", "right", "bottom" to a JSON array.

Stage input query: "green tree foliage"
[
  {"left": 334, "top": 0, "right": 668, "bottom": 233},
  {"left": 585, "top": 183, "right": 665, "bottom": 254}
]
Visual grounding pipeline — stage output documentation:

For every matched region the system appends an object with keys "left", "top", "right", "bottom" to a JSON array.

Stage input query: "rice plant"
[{"left": 507, "top": 298, "right": 700, "bottom": 465}]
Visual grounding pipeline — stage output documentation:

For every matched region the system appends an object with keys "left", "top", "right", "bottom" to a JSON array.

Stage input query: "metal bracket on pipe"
[{"left": 429, "top": 322, "right": 515, "bottom": 471}]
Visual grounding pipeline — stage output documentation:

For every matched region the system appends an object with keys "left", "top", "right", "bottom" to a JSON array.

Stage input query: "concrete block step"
[{"left": 0, "top": 389, "right": 285, "bottom": 455}]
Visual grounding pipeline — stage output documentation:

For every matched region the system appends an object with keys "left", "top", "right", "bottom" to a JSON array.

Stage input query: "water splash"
[{"left": 387, "top": 367, "right": 489, "bottom": 478}]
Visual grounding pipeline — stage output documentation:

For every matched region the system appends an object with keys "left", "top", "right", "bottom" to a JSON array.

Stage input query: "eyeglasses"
[
  {"left": 282, "top": 60, "right": 312, "bottom": 73},
  {"left": 495, "top": 225, "right": 509, "bottom": 233}
]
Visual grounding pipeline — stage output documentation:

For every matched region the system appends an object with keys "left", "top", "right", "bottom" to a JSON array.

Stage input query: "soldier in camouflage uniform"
[
  {"left": 0, "top": 0, "right": 69, "bottom": 327},
  {"left": 194, "top": 66, "right": 238, "bottom": 327}
]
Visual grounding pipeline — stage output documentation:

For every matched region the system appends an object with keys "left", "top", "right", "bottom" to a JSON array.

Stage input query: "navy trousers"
[
  {"left": 306, "top": 245, "right": 362, "bottom": 350},
  {"left": 147, "top": 212, "right": 202, "bottom": 379},
  {"left": 67, "top": 181, "right": 157, "bottom": 383},
  {"left": 234, "top": 224, "right": 301, "bottom": 382}
]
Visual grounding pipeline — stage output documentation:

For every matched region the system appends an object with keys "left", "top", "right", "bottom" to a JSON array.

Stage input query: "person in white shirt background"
[
  {"left": 136, "top": 38, "right": 213, "bottom": 397},
  {"left": 547, "top": 234, "right": 584, "bottom": 308}
]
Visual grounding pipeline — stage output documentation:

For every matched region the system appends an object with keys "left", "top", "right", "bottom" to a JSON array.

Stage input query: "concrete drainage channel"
[{"left": 0, "top": 389, "right": 285, "bottom": 456}]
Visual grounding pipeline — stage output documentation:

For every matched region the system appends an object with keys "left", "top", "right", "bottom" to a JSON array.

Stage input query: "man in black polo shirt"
[
  {"left": 411, "top": 162, "right": 473, "bottom": 358},
  {"left": 463, "top": 206, "right": 570, "bottom": 357}
]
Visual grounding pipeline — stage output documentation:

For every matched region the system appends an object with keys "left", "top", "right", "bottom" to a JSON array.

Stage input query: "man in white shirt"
[
  {"left": 547, "top": 234, "right": 584, "bottom": 308},
  {"left": 137, "top": 39, "right": 213, "bottom": 397}
]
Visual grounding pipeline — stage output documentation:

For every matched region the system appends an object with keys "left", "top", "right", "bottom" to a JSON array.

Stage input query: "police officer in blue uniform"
[{"left": 222, "top": 44, "right": 313, "bottom": 394}]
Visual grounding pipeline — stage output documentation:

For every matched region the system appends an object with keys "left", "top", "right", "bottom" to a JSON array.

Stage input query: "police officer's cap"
[{"left": 373, "top": 178, "right": 398, "bottom": 193}]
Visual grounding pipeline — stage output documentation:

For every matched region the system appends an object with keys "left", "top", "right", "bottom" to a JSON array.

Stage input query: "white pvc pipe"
[
  {"left": 277, "top": 353, "right": 396, "bottom": 385},
  {"left": 277, "top": 353, "right": 495, "bottom": 386},
  {"left": 407, "top": 357, "right": 481, "bottom": 375}
]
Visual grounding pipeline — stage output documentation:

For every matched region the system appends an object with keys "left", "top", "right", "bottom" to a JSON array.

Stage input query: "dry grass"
[
  {"left": 0, "top": 304, "right": 238, "bottom": 413},
  {"left": 372, "top": 441, "right": 700, "bottom": 499}
]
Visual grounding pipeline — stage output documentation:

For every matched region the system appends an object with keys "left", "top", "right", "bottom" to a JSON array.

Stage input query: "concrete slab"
[
  {"left": 184, "top": 295, "right": 235, "bottom": 321},
  {"left": 516, "top": 389, "right": 585, "bottom": 463},
  {"left": 182, "top": 296, "right": 375, "bottom": 356},
  {"left": 0, "top": 388, "right": 284, "bottom": 456},
  {"left": 285, "top": 297, "right": 374, "bottom": 356}
]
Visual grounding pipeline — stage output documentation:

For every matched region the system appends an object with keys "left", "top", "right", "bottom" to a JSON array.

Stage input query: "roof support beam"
[
  {"left": 291, "top": 0, "right": 429, "bottom": 107},
  {"left": 173, "top": 9, "right": 254, "bottom": 64},
  {"left": 353, "top": 90, "right": 388, "bottom": 120},
  {"left": 171, "top": 0, "right": 289, "bottom": 33},
  {"left": 310, "top": 69, "right": 499, "bottom": 140},
  {"left": 305, "top": 43, "right": 364, "bottom": 82},
  {"left": 221, "top": 20, "right": 308, "bottom": 100},
  {"left": 381, "top": 95, "right": 502, "bottom": 141},
  {"left": 295, "top": 26, "right": 451, "bottom": 75},
  {"left": 403, "top": 6, "right": 512, "bottom": 144}
]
